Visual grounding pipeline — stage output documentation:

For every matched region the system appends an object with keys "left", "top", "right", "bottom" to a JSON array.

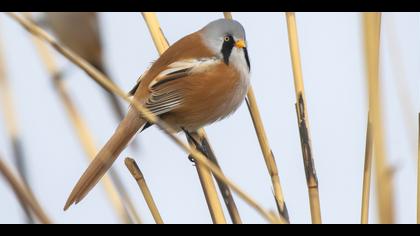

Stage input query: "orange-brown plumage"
[{"left": 64, "top": 19, "right": 250, "bottom": 210}]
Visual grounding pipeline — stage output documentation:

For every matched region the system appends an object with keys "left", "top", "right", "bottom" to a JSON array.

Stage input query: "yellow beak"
[{"left": 235, "top": 39, "right": 246, "bottom": 48}]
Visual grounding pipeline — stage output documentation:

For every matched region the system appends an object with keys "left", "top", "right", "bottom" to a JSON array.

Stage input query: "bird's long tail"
[{"left": 64, "top": 108, "right": 145, "bottom": 210}]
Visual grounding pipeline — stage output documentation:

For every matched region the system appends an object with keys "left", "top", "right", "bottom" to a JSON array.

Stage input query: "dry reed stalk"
[
  {"left": 125, "top": 158, "right": 163, "bottom": 224},
  {"left": 6, "top": 12, "right": 279, "bottom": 224},
  {"left": 142, "top": 12, "right": 240, "bottom": 224},
  {"left": 0, "top": 155, "right": 52, "bottom": 224},
  {"left": 363, "top": 12, "right": 395, "bottom": 224},
  {"left": 0, "top": 23, "right": 34, "bottom": 224},
  {"left": 186, "top": 133, "right": 227, "bottom": 224},
  {"left": 194, "top": 161, "right": 227, "bottom": 223},
  {"left": 285, "top": 12, "right": 322, "bottom": 224},
  {"left": 195, "top": 129, "right": 242, "bottom": 223},
  {"left": 23, "top": 12, "right": 141, "bottom": 224},
  {"left": 384, "top": 15, "right": 417, "bottom": 161},
  {"left": 418, "top": 113, "right": 420, "bottom": 224},
  {"left": 223, "top": 12, "right": 289, "bottom": 224},
  {"left": 361, "top": 113, "right": 373, "bottom": 224},
  {"left": 223, "top": 12, "right": 233, "bottom": 20}
]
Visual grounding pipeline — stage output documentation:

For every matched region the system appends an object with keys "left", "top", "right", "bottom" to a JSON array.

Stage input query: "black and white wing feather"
[{"left": 143, "top": 58, "right": 218, "bottom": 116}]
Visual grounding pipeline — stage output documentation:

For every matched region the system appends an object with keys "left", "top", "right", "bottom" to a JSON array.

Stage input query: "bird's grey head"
[{"left": 200, "top": 19, "right": 250, "bottom": 70}]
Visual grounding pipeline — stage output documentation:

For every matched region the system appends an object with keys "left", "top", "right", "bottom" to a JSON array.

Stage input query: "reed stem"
[
  {"left": 125, "top": 158, "right": 163, "bottom": 224},
  {"left": 0, "top": 155, "right": 52, "bottom": 224},
  {"left": 0, "top": 21, "right": 34, "bottom": 224},
  {"left": 196, "top": 129, "right": 243, "bottom": 224},
  {"left": 361, "top": 113, "right": 373, "bottom": 224},
  {"left": 363, "top": 12, "right": 395, "bottom": 224},
  {"left": 285, "top": 12, "right": 322, "bottom": 224},
  {"left": 186, "top": 132, "right": 227, "bottom": 224}
]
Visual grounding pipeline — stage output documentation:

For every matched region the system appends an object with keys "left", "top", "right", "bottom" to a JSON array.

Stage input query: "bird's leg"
[{"left": 183, "top": 128, "right": 207, "bottom": 163}]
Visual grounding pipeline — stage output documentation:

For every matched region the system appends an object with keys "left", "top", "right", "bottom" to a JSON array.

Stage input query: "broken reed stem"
[
  {"left": 418, "top": 113, "right": 420, "bottom": 224},
  {"left": 187, "top": 133, "right": 227, "bottom": 224},
  {"left": 142, "top": 12, "right": 241, "bottom": 224},
  {"left": 0, "top": 155, "right": 52, "bottom": 224},
  {"left": 363, "top": 12, "right": 395, "bottom": 224},
  {"left": 125, "top": 158, "right": 163, "bottom": 224},
  {"left": 285, "top": 12, "right": 322, "bottom": 224},
  {"left": 23, "top": 13, "right": 141, "bottom": 224},
  {"left": 6, "top": 12, "right": 279, "bottom": 224},
  {"left": 361, "top": 113, "right": 373, "bottom": 224},
  {"left": 224, "top": 12, "right": 289, "bottom": 224},
  {"left": 106, "top": 170, "right": 143, "bottom": 224},
  {"left": 0, "top": 23, "right": 34, "bottom": 224}
]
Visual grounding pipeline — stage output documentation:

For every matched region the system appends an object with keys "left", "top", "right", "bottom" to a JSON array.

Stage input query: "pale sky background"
[{"left": 1, "top": 12, "right": 420, "bottom": 224}]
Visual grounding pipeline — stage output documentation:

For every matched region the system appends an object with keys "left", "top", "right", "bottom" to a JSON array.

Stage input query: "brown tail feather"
[{"left": 64, "top": 109, "right": 145, "bottom": 210}]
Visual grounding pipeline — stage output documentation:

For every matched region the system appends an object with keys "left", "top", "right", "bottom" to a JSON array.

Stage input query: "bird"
[
  {"left": 45, "top": 12, "right": 126, "bottom": 122},
  {"left": 64, "top": 18, "right": 251, "bottom": 210}
]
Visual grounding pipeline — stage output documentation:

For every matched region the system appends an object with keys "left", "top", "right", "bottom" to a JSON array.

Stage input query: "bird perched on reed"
[
  {"left": 45, "top": 12, "right": 126, "bottom": 121},
  {"left": 64, "top": 18, "right": 251, "bottom": 210}
]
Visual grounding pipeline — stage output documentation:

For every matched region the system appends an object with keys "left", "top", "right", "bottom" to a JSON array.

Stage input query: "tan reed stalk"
[
  {"left": 125, "top": 158, "right": 163, "bottom": 224},
  {"left": 384, "top": 15, "right": 417, "bottom": 161},
  {"left": 0, "top": 23, "right": 34, "bottom": 224},
  {"left": 223, "top": 12, "right": 233, "bottom": 19},
  {"left": 186, "top": 133, "right": 227, "bottom": 224},
  {"left": 194, "top": 162, "right": 227, "bottom": 223},
  {"left": 363, "top": 12, "right": 395, "bottom": 224},
  {"left": 23, "top": 13, "right": 141, "bottom": 224},
  {"left": 0, "top": 155, "right": 52, "bottom": 224},
  {"left": 195, "top": 129, "right": 243, "bottom": 223},
  {"left": 224, "top": 12, "right": 289, "bottom": 224},
  {"left": 6, "top": 12, "right": 279, "bottom": 224},
  {"left": 142, "top": 12, "right": 240, "bottom": 224},
  {"left": 285, "top": 12, "right": 322, "bottom": 224},
  {"left": 417, "top": 113, "right": 420, "bottom": 224},
  {"left": 363, "top": 13, "right": 395, "bottom": 224},
  {"left": 361, "top": 113, "right": 373, "bottom": 224}
]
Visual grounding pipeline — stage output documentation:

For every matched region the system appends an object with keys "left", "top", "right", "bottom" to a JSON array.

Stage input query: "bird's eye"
[{"left": 224, "top": 36, "right": 230, "bottom": 42}]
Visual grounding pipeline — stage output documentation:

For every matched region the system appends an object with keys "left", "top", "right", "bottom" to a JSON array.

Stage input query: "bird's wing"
[
  {"left": 143, "top": 58, "right": 219, "bottom": 116},
  {"left": 129, "top": 69, "right": 149, "bottom": 96}
]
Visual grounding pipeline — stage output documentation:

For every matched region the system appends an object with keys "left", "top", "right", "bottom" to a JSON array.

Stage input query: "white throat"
[{"left": 229, "top": 47, "right": 250, "bottom": 82}]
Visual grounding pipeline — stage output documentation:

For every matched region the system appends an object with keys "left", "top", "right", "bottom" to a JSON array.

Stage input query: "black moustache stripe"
[
  {"left": 221, "top": 35, "right": 235, "bottom": 65},
  {"left": 243, "top": 47, "right": 251, "bottom": 72}
]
